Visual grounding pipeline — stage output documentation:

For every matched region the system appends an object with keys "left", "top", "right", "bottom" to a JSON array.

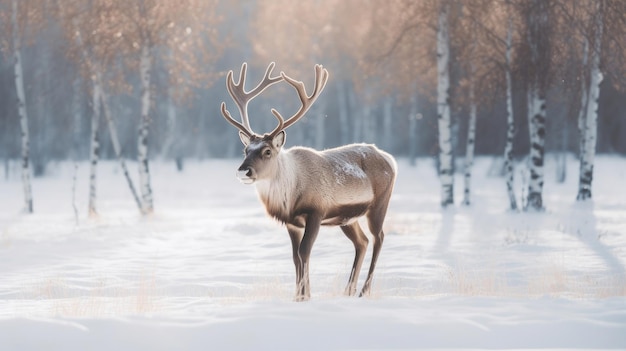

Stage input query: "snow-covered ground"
[{"left": 1, "top": 156, "right": 625, "bottom": 350}]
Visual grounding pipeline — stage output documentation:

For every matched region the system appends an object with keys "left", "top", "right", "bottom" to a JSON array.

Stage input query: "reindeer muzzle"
[{"left": 236, "top": 167, "right": 256, "bottom": 184}]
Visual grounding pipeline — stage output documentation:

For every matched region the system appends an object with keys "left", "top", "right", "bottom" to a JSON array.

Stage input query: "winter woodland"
[
  {"left": 0, "top": 0, "right": 625, "bottom": 213},
  {"left": 1, "top": 1, "right": 625, "bottom": 349}
]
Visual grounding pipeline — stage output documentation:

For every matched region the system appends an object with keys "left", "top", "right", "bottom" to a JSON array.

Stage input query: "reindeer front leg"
[
  {"left": 296, "top": 213, "right": 321, "bottom": 301},
  {"left": 287, "top": 224, "right": 303, "bottom": 298}
]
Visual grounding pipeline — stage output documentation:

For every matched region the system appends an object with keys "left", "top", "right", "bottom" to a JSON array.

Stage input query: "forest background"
[{"left": 1, "top": 0, "right": 625, "bottom": 214}]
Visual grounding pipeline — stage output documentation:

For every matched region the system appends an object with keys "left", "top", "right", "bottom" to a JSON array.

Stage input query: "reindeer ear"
[
  {"left": 273, "top": 130, "right": 286, "bottom": 148},
  {"left": 239, "top": 131, "right": 251, "bottom": 146}
]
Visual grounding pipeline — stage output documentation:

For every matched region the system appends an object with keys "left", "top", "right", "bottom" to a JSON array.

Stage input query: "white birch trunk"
[
  {"left": 462, "top": 31, "right": 478, "bottom": 206},
  {"left": 437, "top": 3, "right": 454, "bottom": 207},
  {"left": 100, "top": 88, "right": 143, "bottom": 212},
  {"left": 525, "top": 4, "right": 547, "bottom": 211},
  {"left": 503, "top": 9, "right": 518, "bottom": 211},
  {"left": 88, "top": 81, "right": 101, "bottom": 217},
  {"left": 525, "top": 81, "right": 546, "bottom": 211},
  {"left": 12, "top": 0, "right": 33, "bottom": 213},
  {"left": 462, "top": 69, "right": 476, "bottom": 206},
  {"left": 577, "top": 38, "right": 589, "bottom": 164},
  {"left": 138, "top": 44, "right": 154, "bottom": 215},
  {"left": 577, "top": 3, "right": 603, "bottom": 201},
  {"left": 73, "top": 21, "right": 142, "bottom": 214}
]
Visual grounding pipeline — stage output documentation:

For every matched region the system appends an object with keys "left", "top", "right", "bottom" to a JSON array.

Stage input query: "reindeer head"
[{"left": 220, "top": 62, "right": 329, "bottom": 184}]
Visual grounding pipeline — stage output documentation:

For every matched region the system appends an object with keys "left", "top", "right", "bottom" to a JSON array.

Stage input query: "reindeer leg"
[
  {"left": 360, "top": 198, "right": 391, "bottom": 297},
  {"left": 296, "top": 213, "right": 321, "bottom": 301},
  {"left": 287, "top": 224, "right": 304, "bottom": 299},
  {"left": 360, "top": 229, "right": 384, "bottom": 297},
  {"left": 340, "top": 222, "right": 369, "bottom": 296}
]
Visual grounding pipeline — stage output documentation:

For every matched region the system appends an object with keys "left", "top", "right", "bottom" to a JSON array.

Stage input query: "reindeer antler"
[
  {"left": 221, "top": 62, "right": 283, "bottom": 137},
  {"left": 270, "top": 64, "right": 329, "bottom": 137}
]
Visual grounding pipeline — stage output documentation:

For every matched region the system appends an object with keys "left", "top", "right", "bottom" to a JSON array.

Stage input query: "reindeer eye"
[{"left": 264, "top": 149, "right": 272, "bottom": 157}]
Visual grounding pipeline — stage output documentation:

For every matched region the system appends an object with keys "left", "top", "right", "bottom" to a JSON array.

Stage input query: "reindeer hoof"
[
  {"left": 344, "top": 287, "right": 357, "bottom": 296},
  {"left": 294, "top": 294, "right": 310, "bottom": 302}
]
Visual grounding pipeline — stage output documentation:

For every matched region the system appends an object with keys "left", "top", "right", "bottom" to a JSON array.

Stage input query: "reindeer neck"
[{"left": 254, "top": 150, "right": 298, "bottom": 222}]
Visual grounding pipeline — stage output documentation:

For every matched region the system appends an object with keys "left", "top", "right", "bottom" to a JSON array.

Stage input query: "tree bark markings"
[
  {"left": 138, "top": 44, "right": 154, "bottom": 215},
  {"left": 88, "top": 81, "right": 101, "bottom": 216},
  {"left": 437, "top": 2, "right": 454, "bottom": 207},
  {"left": 524, "top": 0, "right": 548, "bottom": 211},
  {"left": 463, "top": 28, "right": 478, "bottom": 207},
  {"left": 73, "top": 20, "right": 143, "bottom": 215},
  {"left": 12, "top": 0, "right": 34, "bottom": 213},
  {"left": 504, "top": 5, "right": 518, "bottom": 211},
  {"left": 577, "top": 1, "right": 603, "bottom": 201}
]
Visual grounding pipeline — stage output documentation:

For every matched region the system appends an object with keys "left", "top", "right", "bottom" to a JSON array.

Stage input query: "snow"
[{"left": 0, "top": 156, "right": 625, "bottom": 350}]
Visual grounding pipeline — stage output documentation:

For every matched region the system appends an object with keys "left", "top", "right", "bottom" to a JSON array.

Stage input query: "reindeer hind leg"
[
  {"left": 360, "top": 195, "right": 392, "bottom": 297},
  {"left": 340, "top": 222, "right": 369, "bottom": 296}
]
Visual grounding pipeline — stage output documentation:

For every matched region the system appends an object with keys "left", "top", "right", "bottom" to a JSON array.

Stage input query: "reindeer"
[{"left": 220, "top": 62, "right": 397, "bottom": 301}]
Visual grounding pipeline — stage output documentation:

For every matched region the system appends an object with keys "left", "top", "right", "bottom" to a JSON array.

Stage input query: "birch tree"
[
  {"left": 138, "top": 42, "right": 153, "bottom": 214},
  {"left": 577, "top": 0, "right": 626, "bottom": 200},
  {"left": 58, "top": 0, "right": 143, "bottom": 216},
  {"left": 461, "top": 52, "right": 477, "bottom": 206},
  {"left": 455, "top": 0, "right": 521, "bottom": 210},
  {"left": 454, "top": 0, "right": 495, "bottom": 206},
  {"left": 88, "top": 80, "right": 101, "bottom": 216},
  {"left": 457, "top": 3, "right": 482, "bottom": 206},
  {"left": 519, "top": 0, "right": 555, "bottom": 211},
  {"left": 12, "top": 0, "right": 33, "bottom": 213},
  {"left": 362, "top": 0, "right": 456, "bottom": 206},
  {"left": 0, "top": 0, "right": 43, "bottom": 213},
  {"left": 436, "top": 1, "right": 454, "bottom": 207},
  {"left": 576, "top": 35, "right": 590, "bottom": 194},
  {"left": 503, "top": 5, "right": 518, "bottom": 210},
  {"left": 576, "top": 0, "right": 603, "bottom": 201},
  {"left": 483, "top": 0, "right": 520, "bottom": 210},
  {"left": 109, "top": 0, "right": 222, "bottom": 215},
  {"left": 455, "top": 0, "right": 509, "bottom": 207},
  {"left": 70, "top": 5, "right": 106, "bottom": 217}
]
